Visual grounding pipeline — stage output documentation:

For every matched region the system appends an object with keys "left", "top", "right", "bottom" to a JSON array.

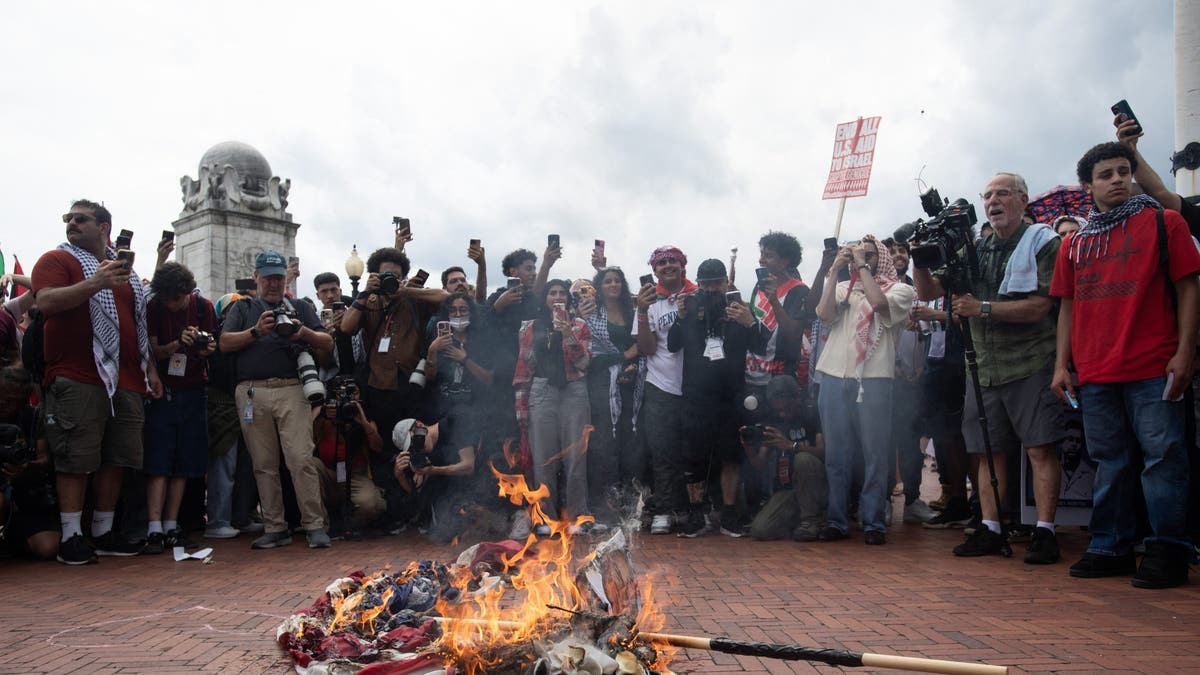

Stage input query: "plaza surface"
[{"left": 4, "top": 495, "right": 1200, "bottom": 674}]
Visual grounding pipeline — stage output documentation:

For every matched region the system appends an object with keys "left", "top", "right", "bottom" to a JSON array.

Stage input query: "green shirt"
[{"left": 967, "top": 224, "right": 1060, "bottom": 387}]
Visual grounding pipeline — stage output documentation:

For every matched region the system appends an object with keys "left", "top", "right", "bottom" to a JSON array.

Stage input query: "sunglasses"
[{"left": 62, "top": 213, "right": 95, "bottom": 225}]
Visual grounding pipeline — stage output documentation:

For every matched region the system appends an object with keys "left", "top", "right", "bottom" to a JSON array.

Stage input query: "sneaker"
[
  {"left": 923, "top": 498, "right": 972, "bottom": 529},
  {"left": 864, "top": 530, "right": 886, "bottom": 546},
  {"left": 238, "top": 521, "right": 265, "bottom": 535},
  {"left": 1069, "top": 552, "right": 1137, "bottom": 578},
  {"left": 718, "top": 506, "right": 745, "bottom": 538},
  {"left": 1024, "top": 526, "right": 1060, "bottom": 564},
  {"left": 508, "top": 512, "right": 532, "bottom": 540},
  {"left": 306, "top": 529, "right": 332, "bottom": 549},
  {"left": 57, "top": 534, "right": 98, "bottom": 565},
  {"left": 650, "top": 514, "right": 672, "bottom": 535},
  {"left": 677, "top": 510, "right": 711, "bottom": 538},
  {"left": 818, "top": 525, "right": 847, "bottom": 542},
  {"left": 953, "top": 527, "right": 1005, "bottom": 557},
  {"left": 93, "top": 531, "right": 144, "bottom": 557},
  {"left": 204, "top": 525, "right": 240, "bottom": 539},
  {"left": 903, "top": 500, "right": 936, "bottom": 524},
  {"left": 929, "top": 487, "right": 950, "bottom": 512},
  {"left": 1132, "top": 541, "right": 1190, "bottom": 589},
  {"left": 791, "top": 521, "right": 820, "bottom": 542},
  {"left": 251, "top": 531, "right": 292, "bottom": 549},
  {"left": 144, "top": 532, "right": 166, "bottom": 555},
  {"left": 533, "top": 524, "right": 552, "bottom": 537},
  {"left": 165, "top": 527, "right": 197, "bottom": 550},
  {"left": 1007, "top": 523, "right": 1034, "bottom": 544}
]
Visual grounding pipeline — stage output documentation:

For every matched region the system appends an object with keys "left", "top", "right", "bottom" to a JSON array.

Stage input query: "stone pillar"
[{"left": 1177, "top": 0, "right": 1199, "bottom": 198}]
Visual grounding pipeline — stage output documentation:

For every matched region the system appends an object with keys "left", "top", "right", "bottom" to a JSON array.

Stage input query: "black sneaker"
[
  {"left": 677, "top": 509, "right": 711, "bottom": 538},
  {"left": 953, "top": 527, "right": 1005, "bottom": 557},
  {"left": 818, "top": 526, "right": 847, "bottom": 542},
  {"left": 1024, "top": 526, "right": 1060, "bottom": 564},
  {"left": 93, "top": 531, "right": 144, "bottom": 557},
  {"left": 864, "top": 530, "right": 886, "bottom": 546},
  {"left": 165, "top": 527, "right": 196, "bottom": 550},
  {"left": 144, "top": 532, "right": 166, "bottom": 555},
  {"left": 1132, "top": 541, "right": 1189, "bottom": 589},
  {"left": 923, "top": 498, "right": 972, "bottom": 529},
  {"left": 718, "top": 506, "right": 746, "bottom": 538},
  {"left": 56, "top": 534, "right": 98, "bottom": 565},
  {"left": 1069, "top": 552, "right": 1136, "bottom": 578},
  {"left": 1007, "top": 523, "right": 1034, "bottom": 544}
]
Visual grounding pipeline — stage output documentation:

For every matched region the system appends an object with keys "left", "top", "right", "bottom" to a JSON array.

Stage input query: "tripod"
[{"left": 332, "top": 421, "right": 365, "bottom": 541}]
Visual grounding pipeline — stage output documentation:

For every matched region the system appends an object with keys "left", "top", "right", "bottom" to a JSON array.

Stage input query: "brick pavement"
[{"left": 4, "top": 484, "right": 1200, "bottom": 674}]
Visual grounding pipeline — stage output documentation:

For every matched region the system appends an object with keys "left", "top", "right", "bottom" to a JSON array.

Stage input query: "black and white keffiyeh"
[
  {"left": 584, "top": 304, "right": 645, "bottom": 434},
  {"left": 1070, "top": 193, "right": 1161, "bottom": 261},
  {"left": 58, "top": 243, "right": 151, "bottom": 398}
]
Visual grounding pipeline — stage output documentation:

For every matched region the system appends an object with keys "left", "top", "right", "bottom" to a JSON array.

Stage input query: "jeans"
[
  {"left": 1081, "top": 376, "right": 1191, "bottom": 554},
  {"left": 893, "top": 377, "right": 924, "bottom": 505},
  {"left": 206, "top": 440, "right": 237, "bottom": 529},
  {"left": 528, "top": 378, "right": 591, "bottom": 519},
  {"left": 819, "top": 376, "right": 893, "bottom": 533}
]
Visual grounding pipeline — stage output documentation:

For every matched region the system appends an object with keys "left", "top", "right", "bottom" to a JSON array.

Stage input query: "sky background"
[{"left": 0, "top": 1, "right": 1183, "bottom": 299}]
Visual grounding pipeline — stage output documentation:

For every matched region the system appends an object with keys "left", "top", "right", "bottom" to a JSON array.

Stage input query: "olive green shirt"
[{"left": 967, "top": 224, "right": 1060, "bottom": 387}]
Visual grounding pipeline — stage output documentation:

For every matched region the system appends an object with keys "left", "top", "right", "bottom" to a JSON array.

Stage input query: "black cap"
[
  {"left": 765, "top": 375, "right": 802, "bottom": 401},
  {"left": 695, "top": 258, "right": 727, "bottom": 283}
]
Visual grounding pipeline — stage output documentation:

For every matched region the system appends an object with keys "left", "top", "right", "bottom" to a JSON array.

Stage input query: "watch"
[
  {"left": 250, "top": 327, "right": 260, "bottom": 339},
  {"left": 857, "top": 264, "right": 872, "bottom": 272},
  {"left": 980, "top": 301, "right": 992, "bottom": 318}
]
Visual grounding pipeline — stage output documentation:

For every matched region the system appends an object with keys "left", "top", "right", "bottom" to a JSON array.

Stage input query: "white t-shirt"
[
  {"left": 814, "top": 280, "right": 915, "bottom": 380},
  {"left": 632, "top": 294, "right": 684, "bottom": 395}
]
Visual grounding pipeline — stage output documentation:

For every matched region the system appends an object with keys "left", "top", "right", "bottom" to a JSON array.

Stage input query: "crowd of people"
[{"left": 1, "top": 116, "right": 1198, "bottom": 590}]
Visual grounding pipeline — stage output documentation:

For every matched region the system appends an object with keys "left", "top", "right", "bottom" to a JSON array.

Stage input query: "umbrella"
[{"left": 1028, "top": 185, "right": 1091, "bottom": 224}]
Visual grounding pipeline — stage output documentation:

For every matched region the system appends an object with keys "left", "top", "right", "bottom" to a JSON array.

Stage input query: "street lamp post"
[{"left": 345, "top": 245, "right": 364, "bottom": 297}]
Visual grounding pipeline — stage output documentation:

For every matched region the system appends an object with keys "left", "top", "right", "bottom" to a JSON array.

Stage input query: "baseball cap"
[
  {"left": 392, "top": 418, "right": 417, "bottom": 452},
  {"left": 255, "top": 250, "right": 287, "bottom": 276},
  {"left": 695, "top": 258, "right": 727, "bottom": 283}
]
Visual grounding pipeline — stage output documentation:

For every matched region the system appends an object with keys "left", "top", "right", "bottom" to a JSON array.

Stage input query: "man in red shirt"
[
  {"left": 32, "top": 200, "right": 163, "bottom": 565},
  {"left": 1051, "top": 142, "right": 1200, "bottom": 589}
]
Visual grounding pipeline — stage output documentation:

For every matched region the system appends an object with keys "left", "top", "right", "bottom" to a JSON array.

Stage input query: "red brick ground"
[{"left": 4, "top": 477, "right": 1200, "bottom": 674}]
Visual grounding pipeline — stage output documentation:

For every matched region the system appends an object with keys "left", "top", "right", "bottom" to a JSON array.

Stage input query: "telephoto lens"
[{"left": 296, "top": 351, "right": 325, "bottom": 402}]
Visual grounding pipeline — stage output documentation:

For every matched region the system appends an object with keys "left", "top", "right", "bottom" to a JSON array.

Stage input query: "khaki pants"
[
  {"left": 235, "top": 380, "right": 324, "bottom": 533},
  {"left": 312, "top": 457, "right": 386, "bottom": 525}
]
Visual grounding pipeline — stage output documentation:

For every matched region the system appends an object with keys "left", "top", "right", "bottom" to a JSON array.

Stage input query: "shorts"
[
  {"left": 45, "top": 376, "right": 144, "bottom": 474},
  {"left": 961, "top": 364, "right": 1066, "bottom": 454},
  {"left": 142, "top": 387, "right": 209, "bottom": 478}
]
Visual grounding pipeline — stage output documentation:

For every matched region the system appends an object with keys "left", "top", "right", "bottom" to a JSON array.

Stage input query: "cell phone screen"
[
  {"left": 639, "top": 274, "right": 654, "bottom": 287},
  {"left": 437, "top": 321, "right": 451, "bottom": 337}
]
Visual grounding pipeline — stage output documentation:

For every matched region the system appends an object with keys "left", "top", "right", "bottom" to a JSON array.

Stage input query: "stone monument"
[{"left": 171, "top": 141, "right": 299, "bottom": 296}]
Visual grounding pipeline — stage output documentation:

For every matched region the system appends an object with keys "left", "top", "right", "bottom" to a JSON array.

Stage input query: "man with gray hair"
[{"left": 913, "top": 172, "right": 1065, "bottom": 564}]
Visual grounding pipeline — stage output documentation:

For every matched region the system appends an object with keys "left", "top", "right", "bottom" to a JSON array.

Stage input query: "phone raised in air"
[
  {"left": 1111, "top": 99, "right": 1141, "bottom": 135},
  {"left": 114, "top": 229, "right": 133, "bottom": 249},
  {"left": 161, "top": 229, "right": 175, "bottom": 243},
  {"left": 116, "top": 249, "right": 135, "bottom": 270}
]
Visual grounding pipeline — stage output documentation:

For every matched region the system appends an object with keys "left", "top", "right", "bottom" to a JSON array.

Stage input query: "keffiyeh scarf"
[
  {"left": 847, "top": 239, "right": 899, "bottom": 400},
  {"left": 585, "top": 304, "right": 646, "bottom": 433},
  {"left": 1070, "top": 193, "right": 1160, "bottom": 261},
  {"left": 59, "top": 243, "right": 151, "bottom": 399}
]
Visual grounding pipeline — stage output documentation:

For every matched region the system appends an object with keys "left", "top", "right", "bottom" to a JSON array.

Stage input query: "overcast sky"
[{"left": 0, "top": 1, "right": 1181, "bottom": 298}]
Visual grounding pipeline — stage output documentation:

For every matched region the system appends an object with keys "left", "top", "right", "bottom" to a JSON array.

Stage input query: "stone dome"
[{"left": 199, "top": 141, "right": 273, "bottom": 183}]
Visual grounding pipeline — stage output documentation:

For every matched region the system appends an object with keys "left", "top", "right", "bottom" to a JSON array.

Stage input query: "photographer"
[
  {"left": 745, "top": 232, "right": 812, "bottom": 389},
  {"left": 313, "top": 272, "right": 361, "bottom": 381},
  {"left": 741, "top": 375, "right": 826, "bottom": 542},
  {"left": 390, "top": 417, "right": 481, "bottom": 542},
  {"left": 310, "top": 378, "right": 386, "bottom": 531},
  {"left": 0, "top": 366, "right": 59, "bottom": 560},
  {"left": 220, "top": 251, "right": 333, "bottom": 550},
  {"left": 912, "top": 173, "right": 1064, "bottom": 564},
  {"left": 666, "top": 259, "right": 766, "bottom": 537},
  {"left": 142, "top": 263, "right": 217, "bottom": 554}
]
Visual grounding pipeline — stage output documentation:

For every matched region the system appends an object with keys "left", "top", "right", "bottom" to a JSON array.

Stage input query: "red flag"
[{"left": 12, "top": 255, "right": 26, "bottom": 296}]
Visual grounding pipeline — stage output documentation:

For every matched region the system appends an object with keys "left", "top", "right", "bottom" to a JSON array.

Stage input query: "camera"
[
  {"left": 193, "top": 331, "right": 213, "bottom": 350},
  {"left": 272, "top": 307, "right": 299, "bottom": 337},
  {"left": 685, "top": 289, "right": 726, "bottom": 318},
  {"left": 0, "top": 423, "right": 36, "bottom": 465},
  {"left": 328, "top": 376, "right": 359, "bottom": 424},
  {"left": 378, "top": 271, "right": 401, "bottom": 295},
  {"left": 900, "top": 187, "right": 978, "bottom": 271},
  {"left": 294, "top": 348, "right": 326, "bottom": 402},
  {"left": 738, "top": 424, "right": 766, "bottom": 444},
  {"left": 409, "top": 425, "right": 430, "bottom": 468}
]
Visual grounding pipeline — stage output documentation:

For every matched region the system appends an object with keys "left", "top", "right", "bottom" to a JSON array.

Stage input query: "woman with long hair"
[
  {"left": 513, "top": 279, "right": 593, "bottom": 534},
  {"left": 580, "top": 267, "right": 645, "bottom": 520}
]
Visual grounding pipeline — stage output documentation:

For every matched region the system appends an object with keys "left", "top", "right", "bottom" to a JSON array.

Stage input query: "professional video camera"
[
  {"left": 0, "top": 423, "right": 35, "bottom": 465},
  {"left": 896, "top": 187, "right": 978, "bottom": 272},
  {"left": 328, "top": 376, "right": 360, "bottom": 424}
]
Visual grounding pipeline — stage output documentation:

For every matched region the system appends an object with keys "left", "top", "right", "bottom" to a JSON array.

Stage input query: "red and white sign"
[{"left": 822, "top": 116, "right": 881, "bottom": 200}]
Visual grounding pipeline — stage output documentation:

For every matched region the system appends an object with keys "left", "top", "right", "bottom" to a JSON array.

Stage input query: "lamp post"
[{"left": 345, "top": 245, "right": 364, "bottom": 297}]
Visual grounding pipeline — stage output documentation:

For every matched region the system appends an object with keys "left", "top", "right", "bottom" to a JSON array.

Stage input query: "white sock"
[
  {"left": 1036, "top": 521, "right": 1055, "bottom": 531},
  {"left": 60, "top": 512, "right": 83, "bottom": 541},
  {"left": 92, "top": 511, "right": 115, "bottom": 537},
  {"left": 983, "top": 519, "right": 1002, "bottom": 534},
  {"left": 148, "top": 521, "right": 163, "bottom": 535},
  {"left": 163, "top": 519, "right": 177, "bottom": 533}
]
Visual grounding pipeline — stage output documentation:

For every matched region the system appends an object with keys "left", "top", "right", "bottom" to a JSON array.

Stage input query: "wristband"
[{"left": 250, "top": 327, "right": 260, "bottom": 339}]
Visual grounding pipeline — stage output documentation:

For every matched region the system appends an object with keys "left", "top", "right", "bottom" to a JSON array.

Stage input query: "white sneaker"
[
  {"left": 203, "top": 525, "right": 239, "bottom": 539},
  {"left": 508, "top": 512, "right": 532, "bottom": 540},
  {"left": 650, "top": 514, "right": 672, "bottom": 535},
  {"left": 903, "top": 499, "right": 936, "bottom": 524}
]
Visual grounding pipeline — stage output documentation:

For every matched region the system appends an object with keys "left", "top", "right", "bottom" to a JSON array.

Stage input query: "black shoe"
[
  {"left": 1007, "top": 523, "right": 1034, "bottom": 544},
  {"left": 56, "top": 534, "right": 98, "bottom": 565},
  {"left": 953, "top": 527, "right": 1005, "bottom": 557},
  {"left": 144, "top": 532, "right": 165, "bottom": 555},
  {"left": 1132, "top": 541, "right": 1189, "bottom": 589},
  {"left": 677, "top": 509, "right": 711, "bottom": 538},
  {"left": 923, "top": 498, "right": 972, "bottom": 529},
  {"left": 1024, "top": 526, "right": 1060, "bottom": 564},
  {"left": 791, "top": 521, "right": 820, "bottom": 542},
  {"left": 818, "top": 526, "right": 847, "bottom": 542},
  {"left": 165, "top": 527, "right": 196, "bottom": 550},
  {"left": 1069, "top": 552, "right": 1137, "bottom": 578},
  {"left": 864, "top": 530, "right": 886, "bottom": 546},
  {"left": 93, "top": 531, "right": 144, "bottom": 557}
]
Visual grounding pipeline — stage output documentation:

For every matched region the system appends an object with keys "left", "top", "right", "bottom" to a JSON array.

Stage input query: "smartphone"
[
  {"left": 506, "top": 277, "right": 522, "bottom": 289},
  {"left": 1111, "top": 99, "right": 1141, "bottom": 135},
  {"left": 470, "top": 238, "right": 481, "bottom": 247},
  {"left": 393, "top": 216, "right": 411, "bottom": 236},
  {"left": 331, "top": 301, "right": 345, "bottom": 311},
  {"left": 639, "top": 274, "right": 654, "bottom": 287},
  {"left": 412, "top": 269, "right": 429, "bottom": 288},
  {"left": 114, "top": 229, "right": 133, "bottom": 249},
  {"left": 548, "top": 234, "right": 561, "bottom": 249},
  {"left": 116, "top": 249, "right": 135, "bottom": 269},
  {"left": 161, "top": 229, "right": 175, "bottom": 243},
  {"left": 235, "top": 278, "right": 255, "bottom": 292},
  {"left": 437, "top": 320, "right": 451, "bottom": 338},
  {"left": 320, "top": 308, "right": 334, "bottom": 324},
  {"left": 552, "top": 302, "right": 568, "bottom": 324},
  {"left": 1064, "top": 389, "right": 1079, "bottom": 409},
  {"left": 755, "top": 267, "right": 770, "bottom": 283},
  {"left": 726, "top": 290, "right": 742, "bottom": 305},
  {"left": 594, "top": 239, "right": 605, "bottom": 257},
  {"left": 823, "top": 237, "right": 839, "bottom": 251}
]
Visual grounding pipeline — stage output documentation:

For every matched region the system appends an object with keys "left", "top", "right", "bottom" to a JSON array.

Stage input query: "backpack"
[{"left": 21, "top": 308, "right": 46, "bottom": 386}]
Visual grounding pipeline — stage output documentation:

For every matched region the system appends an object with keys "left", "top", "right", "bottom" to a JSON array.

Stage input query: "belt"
[{"left": 243, "top": 377, "right": 300, "bottom": 388}]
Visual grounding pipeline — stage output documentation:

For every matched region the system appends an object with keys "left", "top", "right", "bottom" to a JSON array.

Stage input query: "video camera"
[
  {"left": 0, "top": 423, "right": 35, "bottom": 465},
  {"left": 896, "top": 187, "right": 978, "bottom": 272}
]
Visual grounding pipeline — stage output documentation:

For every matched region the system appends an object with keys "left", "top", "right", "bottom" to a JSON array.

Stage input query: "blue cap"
[{"left": 255, "top": 250, "right": 287, "bottom": 276}]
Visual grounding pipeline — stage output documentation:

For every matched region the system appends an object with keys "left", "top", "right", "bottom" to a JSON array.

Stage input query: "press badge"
[
  {"left": 336, "top": 461, "right": 347, "bottom": 483},
  {"left": 242, "top": 386, "right": 255, "bottom": 423},
  {"left": 378, "top": 336, "right": 391, "bottom": 352},
  {"left": 167, "top": 353, "right": 188, "bottom": 377},
  {"left": 703, "top": 336, "right": 725, "bottom": 361}
]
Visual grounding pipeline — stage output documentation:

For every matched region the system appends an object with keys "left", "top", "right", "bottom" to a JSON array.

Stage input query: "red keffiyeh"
[{"left": 847, "top": 239, "right": 899, "bottom": 389}]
